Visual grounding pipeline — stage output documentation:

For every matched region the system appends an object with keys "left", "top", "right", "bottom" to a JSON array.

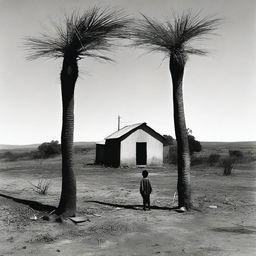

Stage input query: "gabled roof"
[
  {"left": 105, "top": 123, "right": 144, "bottom": 139},
  {"left": 105, "top": 122, "right": 165, "bottom": 143}
]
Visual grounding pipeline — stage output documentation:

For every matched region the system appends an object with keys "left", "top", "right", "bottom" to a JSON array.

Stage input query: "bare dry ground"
[{"left": 0, "top": 143, "right": 255, "bottom": 256}]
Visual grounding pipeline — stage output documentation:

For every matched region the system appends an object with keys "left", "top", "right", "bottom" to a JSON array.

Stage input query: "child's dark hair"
[{"left": 142, "top": 170, "right": 148, "bottom": 178}]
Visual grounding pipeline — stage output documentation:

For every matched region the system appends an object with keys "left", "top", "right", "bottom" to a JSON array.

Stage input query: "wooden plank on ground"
[{"left": 69, "top": 216, "right": 90, "bottom": 224}]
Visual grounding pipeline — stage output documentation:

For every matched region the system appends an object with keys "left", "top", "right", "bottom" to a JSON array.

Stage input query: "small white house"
[{"left": 95, "top": 123, "right": 165, "bottom": 167}]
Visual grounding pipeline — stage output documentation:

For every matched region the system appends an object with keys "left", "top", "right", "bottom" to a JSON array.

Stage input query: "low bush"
[
  {"left": 191, "top": 156, "right": 208, "bottom": 166},
  {"left": 2, "top": 151, "right": 19, "bottom": 161},
  {"left": 38, "top": 140, "right": 61, "bottom": 158},
  {"left": 163, "top": 135, "right": 174, "bottom": 146},
  {"left": 229, "top": 150, "right": 243, "bottom": 159},
  {"left": 243, "top": 150, "right": 256, "bottom": 162},
  {"left": 165, "top": 146, "right": 205, "bottom": 166},
  {"left": 188, "top": 135, "right": 202, "bottom": 155},
  {"left": 220, "top": 157, "right": 236, "bottom": 176},
  {"left": 30, "top": 150, "right": 43, "bottom": 159},
  {"left": 168, "top": 146, "right": 177, "bottom": 165},
  {"left": 207, "top": 154, "right": 221, "bottom": 166},
  {"left": 1, "top": 151, "right": 38, "bottom": 161}
]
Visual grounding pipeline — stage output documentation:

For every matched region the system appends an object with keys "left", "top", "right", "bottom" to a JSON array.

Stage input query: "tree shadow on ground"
[
  {"left": 0, "top": 193, "right": 56, "bottom": 212},
  {"left": 85, "top": 200, "right": 178, "bottom": 211}
]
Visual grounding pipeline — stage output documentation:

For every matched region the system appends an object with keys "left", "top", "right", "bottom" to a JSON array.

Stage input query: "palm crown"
[
  {"left": 132, "top": 13, "right": 220, "bottom": 63},
  {"left": 25, "top": 7, "right": 129, "bottom": 61}
]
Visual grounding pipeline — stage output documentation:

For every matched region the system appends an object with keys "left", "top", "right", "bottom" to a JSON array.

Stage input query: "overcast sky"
[{"left": 0, "top": 0, "right": 255, "bottom": 144}]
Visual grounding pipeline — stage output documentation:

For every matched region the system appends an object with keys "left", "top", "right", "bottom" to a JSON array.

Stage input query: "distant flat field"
[
  {"left": 201, "top": 141, "right": 256, "bottom": 151},
  {"left": 0, "top": 142, "right": 255, "bottom": 256}
]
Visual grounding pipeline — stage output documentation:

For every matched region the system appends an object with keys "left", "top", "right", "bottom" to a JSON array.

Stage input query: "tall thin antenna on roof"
[{"left": 118, "top": 115, "right": 121, "bottom": 131}]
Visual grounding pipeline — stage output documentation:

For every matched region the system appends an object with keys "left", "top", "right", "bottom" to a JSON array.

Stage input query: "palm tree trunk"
[
  {"left": 169, "top": 57, "right": 192, "bottom": 210},
  {"left": 56, "top": 55, "right": 78, "bottom": 217}
]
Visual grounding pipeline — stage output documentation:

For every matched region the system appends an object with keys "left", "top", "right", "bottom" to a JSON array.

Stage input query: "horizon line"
[{"left": 0, "top": 140, "right": 255, "bottom": 147}]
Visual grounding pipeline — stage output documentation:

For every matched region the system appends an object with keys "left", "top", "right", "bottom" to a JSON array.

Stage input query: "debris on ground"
[
  {"left": 69, "top": 216, "right": 91, "bottom": 224},
  {"left": 92, "top": 214, "right": 101, "bottom": 217},
  {"left": 29, "top": 215, "right": 38, "bottom": 221},
  {"left": 176, "top": 207, "right": 186, "bottom": 213}
]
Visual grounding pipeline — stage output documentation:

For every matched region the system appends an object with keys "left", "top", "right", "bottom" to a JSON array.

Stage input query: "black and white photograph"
[{"left": 0, "top": 0, "right": 255, "bottom": 255}]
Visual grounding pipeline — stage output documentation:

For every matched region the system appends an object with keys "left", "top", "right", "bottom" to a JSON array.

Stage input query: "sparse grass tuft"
[
  {"left": 29, "top": 180, "right": 51, "bottom": 195},
  {"left": 30, "top": 233, "right": 56, "bottom": 243}
]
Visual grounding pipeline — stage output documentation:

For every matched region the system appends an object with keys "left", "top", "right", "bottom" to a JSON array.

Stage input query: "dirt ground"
[{"left": 0, "top": 153, "right": 255, "bottom": 255}]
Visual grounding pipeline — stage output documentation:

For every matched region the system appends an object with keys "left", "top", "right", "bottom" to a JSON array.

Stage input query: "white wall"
[{"left": 120, "top": 129, "right": 163, "bottom": 167}]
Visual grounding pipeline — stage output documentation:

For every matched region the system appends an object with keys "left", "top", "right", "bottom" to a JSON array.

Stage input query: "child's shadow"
[{"left": 85, "top": 200, "right": 178, "bottom": 211}]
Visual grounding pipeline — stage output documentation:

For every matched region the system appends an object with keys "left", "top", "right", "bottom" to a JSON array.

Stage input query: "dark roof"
[{"left": 105, "top": 123, "right": 165, "bottom": 143}]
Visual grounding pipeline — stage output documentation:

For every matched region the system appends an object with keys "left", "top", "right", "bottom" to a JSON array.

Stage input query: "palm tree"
[
  {"left": 132, "top": 13, "right": 219, "bottom": 210},
  {"left": 25, "top": 7, "right": 129, "bottom": 217}
]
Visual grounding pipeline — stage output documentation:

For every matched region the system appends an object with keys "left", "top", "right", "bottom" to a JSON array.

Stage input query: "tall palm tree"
[
  {"left": 132, "top": 13, "right": 219, "bottom": 210},
  {"left": 25, "top": 7, "right": 129, "bottom": 217}
]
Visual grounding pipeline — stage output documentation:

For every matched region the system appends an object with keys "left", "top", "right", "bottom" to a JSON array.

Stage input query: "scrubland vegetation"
[
  {"left": 0, "top": 141, "right": 255, "bottom": 255},
  {"left": 164, "top": 141, "right": 256, "bottom": 175}
]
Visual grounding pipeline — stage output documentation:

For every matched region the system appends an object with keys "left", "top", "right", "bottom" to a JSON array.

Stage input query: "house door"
[{"left": 136, "top": 142, "right": 147, "bottom": 165}]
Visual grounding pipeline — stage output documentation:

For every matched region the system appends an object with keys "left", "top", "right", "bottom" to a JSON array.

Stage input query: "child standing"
[{"left": 140, "top": 170, "right": 152, "bottom": 211}]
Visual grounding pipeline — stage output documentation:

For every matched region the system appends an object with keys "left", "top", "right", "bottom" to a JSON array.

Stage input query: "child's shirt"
[{"left": 140, "top": 178, "right": 152, "bottom": 195}]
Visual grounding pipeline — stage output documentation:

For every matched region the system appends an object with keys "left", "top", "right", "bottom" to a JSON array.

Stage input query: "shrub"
[
  {"left": 38, "top": 140, "right": 61, "bottom": 158},
  {"left": 229, "top": 150, "right": 243, "bottom": 159},
  {"left": 2, "top": 151, "right": 19, "bottom": 161},
  {"left": 163, "top": 135, "right": 174, "bottom": 146},
  {"left": 168, "top": 146, "right": 177, "bottom": 165},
  {"left": 188, "top": 135, "right": 202, "bottom": 155},
  {"left": 220, "top": 157, "right": 236, "bottom": 176},
  {"left": 2, "top": 151, "right": 33, "bottom": 161},
  {"left": 244, "top": 150, "right": 256, "bottom": 162},
  {"left": 30, "top": 150, "right": 43, "bottom": 159},
  {"left": 191, "top": 156, "right": 207, "bottom": 166},
  {"left": 165, "top": 145, "right": 204, "bottom": 166},
  {"left": 207, "top": 154, "right": 221, "bottom": 166}
]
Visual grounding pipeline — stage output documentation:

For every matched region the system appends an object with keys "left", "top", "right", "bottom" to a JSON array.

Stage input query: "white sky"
[{"left": 0, "top": 0, "right": 255, "bottom": 144}]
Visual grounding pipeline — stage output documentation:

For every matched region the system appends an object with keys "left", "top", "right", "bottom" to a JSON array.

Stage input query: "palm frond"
[
  {"left": 131, "top": 14, "right": 175, "bottom": 56},
  {"left": 132, "top": 12, "right": 220, "bottom": 61},
  {"left": 174, "top": 12, "right": 220, "bottom": 44},
  {"left": 25, "top": 7, "right": 130, "bottom": 60}
]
